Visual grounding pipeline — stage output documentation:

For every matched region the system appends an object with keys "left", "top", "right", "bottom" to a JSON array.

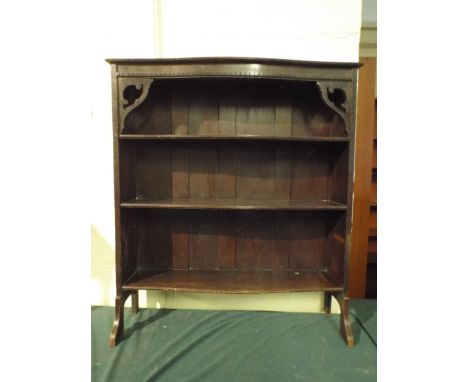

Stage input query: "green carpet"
[{"left": 92, "top": 300, "right": 376, "bottom": 382}]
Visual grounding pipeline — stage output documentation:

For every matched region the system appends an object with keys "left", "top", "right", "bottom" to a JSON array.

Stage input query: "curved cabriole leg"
[
  {"left": 324, "top": 292, "right": 332, "bottom": 314},
  {"left": 332, "top": 292, "right": 355, "bottom": 347},
  {"left": 131, "top": 291, "right": 139, "bottom": 313},
  {"left": 109, "top": 292, "right": 130, "bottom": 347}
]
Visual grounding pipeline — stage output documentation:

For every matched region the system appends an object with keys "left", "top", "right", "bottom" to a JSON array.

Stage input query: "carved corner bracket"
[
  {"left": 118, "top": 78, "right": 154, "bottom": 132},
  {"left": 316, "top": 81, "right": 351, "bottom": 134}
]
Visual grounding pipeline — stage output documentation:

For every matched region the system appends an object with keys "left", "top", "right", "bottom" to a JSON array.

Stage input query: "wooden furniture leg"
[
  {"left": 324, "top": 292, "right": 332, "bottom": 314},
  {"left": 332, "top": 292, "right": 354, "bottom": 347},
  {"left": 109, "top": 292, "right": 130, "bottom": 347},
  {"left": 131, "top": 291, "right": 139, "bottom": 313}
]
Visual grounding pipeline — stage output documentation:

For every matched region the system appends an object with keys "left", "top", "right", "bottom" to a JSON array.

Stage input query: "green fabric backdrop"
[{"left": 92, "top": 300, "right": 376, "bottom": 381}]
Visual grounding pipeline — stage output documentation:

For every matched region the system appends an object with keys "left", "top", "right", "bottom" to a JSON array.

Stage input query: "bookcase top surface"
[{"left": 105, "top": 56, "right": 360, "bottom": 68}]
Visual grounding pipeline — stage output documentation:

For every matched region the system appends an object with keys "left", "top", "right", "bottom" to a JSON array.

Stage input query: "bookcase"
[{"left": 106, "top": 58, "right": 359, "bottom": 347}]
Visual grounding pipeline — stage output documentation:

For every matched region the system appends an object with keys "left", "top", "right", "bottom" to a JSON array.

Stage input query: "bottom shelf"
[{"left": 123, "top": 269, "right": 342, "bottom": 293}]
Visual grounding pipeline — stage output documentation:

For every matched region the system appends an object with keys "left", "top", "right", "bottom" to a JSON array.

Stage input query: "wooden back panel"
[
  {"left": 121, "top": 140, "right": 348, "bottom": 203},
  {"left": 124, "top": 209, "right": 343, "bottom": 272},
  {"left": 123, "top": 79, "right": 347, "bottom": 138}
]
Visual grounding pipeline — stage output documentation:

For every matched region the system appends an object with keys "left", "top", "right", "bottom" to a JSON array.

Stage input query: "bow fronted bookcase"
[{"left": 106, "top": 57, "right": 359, "bottom": 347}]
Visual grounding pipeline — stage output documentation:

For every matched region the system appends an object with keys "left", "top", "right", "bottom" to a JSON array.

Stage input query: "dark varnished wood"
[
  {"left": 131, "top": 291, "right": 139, "bottom": 313},
  {"left": 120, "top": 140, "right": 348, "bottom": 204},
  {"left": 120, "top": 198, "right": 347, "bottom": 210},
  {"left": 108, "top": 58, "right": 358, "bottom": 347},
  {"left": 332, "top": 291, "right": 355, "bottom": 347},
  {"left": 123, "top": 269, "right": 343, "bottom": 293},
  {"left": 324, "top": 292, "right": 332, "bottom": 314},
  {"left": 349, "top": 57, "right": 376, "bottom": 298},
  {"left": 106, "top": 56, "right": 360, "bottom": 68},
  {"left": 107, "top": 58, "right": 359, "bottom": 85},
  {"left": 120, "top": 79, "right": 347, "bottom": 137},
  {"left": 119, "top": 135, "right": 349, "bottom": 142},
  {"left": 109, "top": 291, "right": 130, "bottom": 347},
  {"left": 121, "top": 209, "right": 343, "bottom": 272}
]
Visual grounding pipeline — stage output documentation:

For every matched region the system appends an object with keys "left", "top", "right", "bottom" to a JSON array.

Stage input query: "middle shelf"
[
  {"left": 121, "top": 198, "right": 347, "bottom": 211},
  {"left": 119, "top": 139, "right": 349, "bottom": 206},
  {"left": 120, "top": 134, "right": 350, "bottom": 143}
]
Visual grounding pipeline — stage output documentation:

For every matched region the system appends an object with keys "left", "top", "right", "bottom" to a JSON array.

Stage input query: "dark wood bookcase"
[{"left": 106, "top": 57, "right": 359, "bottom": 347}]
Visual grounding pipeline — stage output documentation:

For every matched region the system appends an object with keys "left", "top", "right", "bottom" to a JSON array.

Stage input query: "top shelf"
[
  {"left": 119, "top": 134, "right": 349, "bottom": 142},
  {"left": 106, "top": 56, "right": 360, "bottom": 68}
]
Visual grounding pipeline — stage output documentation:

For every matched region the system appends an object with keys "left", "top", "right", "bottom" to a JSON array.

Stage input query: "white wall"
[
  {"left": 155, "top": 0, "right": 362, "bottom": 62},
  {"left": 91, "top": 0, "right": 362, "bottom": 313},
  {"left": 90, "top": 0, "right": 158, "bottom": 307}
]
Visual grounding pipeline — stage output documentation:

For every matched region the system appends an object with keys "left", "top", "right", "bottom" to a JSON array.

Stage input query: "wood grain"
[
  {"left": 110, "top": 58, "right": 359, "bottom": 346},
  {"left": 123, "top": 269, "right": 343, "bottom": 293},
  {"left": 122, "top": 79, "right": 348, "bottom": 138},
  {"left": 121, "top": 198, "right": 347, "bottom": 210},
  {"left": 348, "top": 57, "right": 376, "bottom": 298}
]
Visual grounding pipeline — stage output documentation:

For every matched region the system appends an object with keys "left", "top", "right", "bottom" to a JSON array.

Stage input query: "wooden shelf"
[
  {"left": 123, "top": 269, "right": 343, "bottom": 293},
  {"left": 121, "top": 198, "right": 347, "bottom": 211},
  {"left": 119, "top": 134, "right": 349, "bottom": 143}
]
